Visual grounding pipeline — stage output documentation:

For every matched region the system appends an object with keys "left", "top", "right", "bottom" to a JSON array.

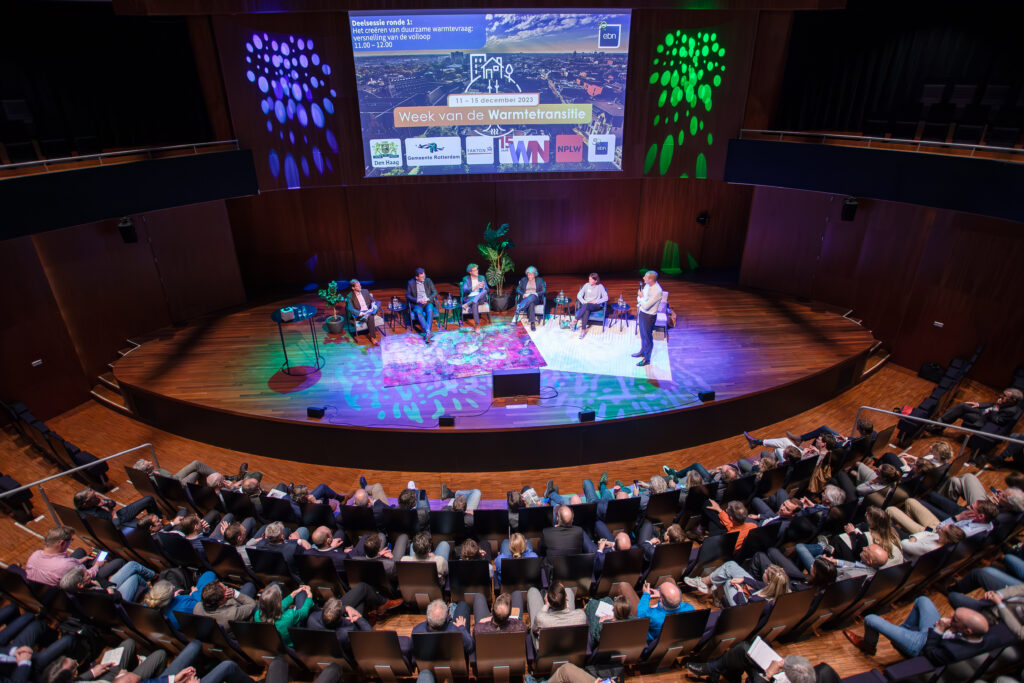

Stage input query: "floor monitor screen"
[{"left": 350, "top": 10, "right": 632, "bottom": 177}]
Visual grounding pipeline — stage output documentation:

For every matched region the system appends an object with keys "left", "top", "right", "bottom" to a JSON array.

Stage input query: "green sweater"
[{"left": 255, "top": 594, "right": 313, "bottom": 647}]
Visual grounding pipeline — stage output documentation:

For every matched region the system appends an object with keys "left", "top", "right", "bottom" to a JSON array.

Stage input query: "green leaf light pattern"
[{"left": 646, "top": 29, "right": 726, "bottom": 178}]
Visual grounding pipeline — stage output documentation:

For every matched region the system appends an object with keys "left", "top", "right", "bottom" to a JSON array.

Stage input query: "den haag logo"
[
  {"left": 466, "top": 54, "right": 522, "bottom": 94},
  {"left": 369, "top": 139, "right": 402, "bottom": 168}
]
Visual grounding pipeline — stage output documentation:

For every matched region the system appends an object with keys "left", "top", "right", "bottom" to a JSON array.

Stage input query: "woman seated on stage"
[
  {"left": 573, "top": 272, "right": 608, "bottom": 339},
  {"left": 515, "top": 266, "right": 546, "bottom": 331}
]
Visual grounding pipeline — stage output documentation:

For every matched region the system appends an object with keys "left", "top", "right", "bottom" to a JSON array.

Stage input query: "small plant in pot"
[
  {"left": 478, "top": 221, "right": 515, "bottom": 311},
  {"left": 317, "top": 280, "right": 346, "bottom": 335}
]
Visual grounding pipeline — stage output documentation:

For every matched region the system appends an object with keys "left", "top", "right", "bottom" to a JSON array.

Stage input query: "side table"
[
  {"left": 608, "top": 301, "right": 630, "bottom": 332},
  {"left": 271, "top": 304, "right": 325, "bottom": 376},
  {"left": 553, "top": 296, "right": 572, "bottom": 328}
]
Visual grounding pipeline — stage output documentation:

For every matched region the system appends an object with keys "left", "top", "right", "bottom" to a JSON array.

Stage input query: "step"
[
  {"left": 90, "top": 383, "right": 130, "bottom": 415},
  {"left": 98, "top": 371, "right": 119, "bottom": 391},
  {"left": 117, "top": 346, "right": 136, "bottom": 357},
  {"left": 861, "top": 344, "right": 891, "bottom": 379}
]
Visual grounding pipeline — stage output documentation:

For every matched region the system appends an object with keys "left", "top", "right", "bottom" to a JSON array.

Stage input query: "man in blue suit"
[{"left": 406, "top": 267, "right": 439, "bottom": 343}]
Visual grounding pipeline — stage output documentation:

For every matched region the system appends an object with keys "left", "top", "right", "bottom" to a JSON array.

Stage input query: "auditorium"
[{"left": 1, "top": 0, "right": 1023, "bottom": 681}]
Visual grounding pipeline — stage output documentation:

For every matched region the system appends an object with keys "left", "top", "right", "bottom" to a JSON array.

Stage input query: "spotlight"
[{"left": 118, "top": 217, "right": 137, "bottom": 243}]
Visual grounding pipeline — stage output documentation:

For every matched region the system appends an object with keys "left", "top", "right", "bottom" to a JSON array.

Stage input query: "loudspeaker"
[
  {"left": 698, "top": 390, "right": 715, "bottom": 402},
  {"left": 841, "top": 197, "right": 858, "bottom": 221},
  {"left": 307, "top": 406, "right": 325, "bottom": 419},
  {"left": 578, "top": 410, "right": 595, "bottom": 423},
  {"left": 117, "top": 217, "right": 138, "bottom": 243},
  {"left": 439, "top": 414, "right": 456, "bottom": 428},
  {"left": 492, "top": 368, "right": 540, "bottom": 398}
]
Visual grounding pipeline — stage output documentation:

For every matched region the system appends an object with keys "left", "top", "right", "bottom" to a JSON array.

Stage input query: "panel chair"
[
  {"left": 475, "top": 631, "right": 528, "bottom": 683},
  {"left": 397, "top": 560, "right": 444, "bottom": 610},
  {"left": 449, "top": 559, "right": 493, "bottom": 606},
  {"left": 349, "top": 630, "right": 413, "bottom": 681},
  {"left": 532, "top": 623, "right": 589, "bottom": 676},
  {"left": 512, "top": 292, "right": 546, "bottom": 327},
  {"left": 643, "top": 608, "right": 711, "bottom": 672},
  {"left": 295, "top": 553, "right": 346, "bottom": 600},
  {"left": 174, "top": 611, "right": 259, "bottom": 672},
  {"left": 348, "top": 307, "right": 387, "bottom": 342},
  {"left": 644, "top": 541, "right": 693, "bottom": 585},
  {"left": 551, "top": 553, "right": 596, "bottom": 596},
  {"left": 412, "top": 630, "right": 470, "bottom": 678},
  {"left": 288, "top": 627, "right": 354, "bottom": 673},
  {"left": 579, "top": 300, "right": 606, "bottom": 335},
  {"left": 498, "top": 556, "right": 542, "bottom": 596},
  {"left": 590, "top": 617, "right": 650, "bottom": 667},
  {"left": 460, "top": 291, "right": 492, "bottom": 326},
  {"left": 653, "top": 291, "right": 671, "bottom": 339},
  {"left": 593, "top": 548, "right": 644, "bottom": 598}
]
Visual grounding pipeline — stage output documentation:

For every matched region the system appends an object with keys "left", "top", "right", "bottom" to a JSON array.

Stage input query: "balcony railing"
[{"left": 739, "top": 129, "right": 1023, "bottom": 163}]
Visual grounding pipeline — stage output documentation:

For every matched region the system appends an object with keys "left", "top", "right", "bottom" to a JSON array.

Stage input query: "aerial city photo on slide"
[{"left": 350, "top": 10, "right": 632, "bottom": 177}]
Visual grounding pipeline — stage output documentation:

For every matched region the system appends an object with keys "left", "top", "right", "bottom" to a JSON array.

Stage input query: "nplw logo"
[{"left": 498, "top": 135, "right": 550, "bottom": 164}]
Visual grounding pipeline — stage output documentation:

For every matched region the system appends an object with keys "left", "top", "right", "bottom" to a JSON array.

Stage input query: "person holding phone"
[{"left": 25, "top": 526, "right": 122, "bottom": 586}]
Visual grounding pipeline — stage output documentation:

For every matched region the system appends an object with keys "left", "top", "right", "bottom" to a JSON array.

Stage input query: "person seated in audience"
[
  {"left": 734, "top": 450, "right": 780, "bottom": 481},
  {"left": 24, "top": 526, "right": 121, "bottom": 586},
  {"left": 526, "top": 581, "right": 585, "bottom": 648},
  {"left": 947, "top": 553, "right": 1024, "bottom": 594},
  {"left": 705, "top": 499, "right": 757, "bottom": 549},
  {"left": 307, "top": 594, "right": 374, "bottom": 660},
  {"left": 948, "top": 588, "right": 1024, "bottom": 641},
  {"left": 850, "top": 462, "right": 902, "bottom": 498},
  {"left": 742, "top": 429, "right": 833, "bottom": 460},
  {"left": 610, "top": 579, "right": 690, "bottom": 644},
  {"left": 161, "top": 513, "right": 225, "bottom": 555},
  {"left": 0, "top": 644, "right": 33, "bottom": 683},
  {"left": 751, "top": 493, "right": 828, "bottom": 543},
  {"left": 439, "top": 483, "right": 482, "bottom": 513},
  {"left": 400, "top": 531, "right": 448, "bottom": 583},
  {"left": 350, "top": 531, "right": 409, "bottom": 584},
  {"left": 40, "top": 638, "right": 171, "bottom": 683},
  {"left": 590, "top": 532, "right": 632, "bottom": 585},
  {"left": 828, "top": 505, "right": 904, "bottom": 566},
  {"left": 844, "top": 597, "right": 1000, "bottom": 665},
  {"left": 495, "top": 532, "right": 537, "bottom": 585},
  {"left": 943, "top": 472, "right": 1023, "bottom": 509},
  {"left": 132, "top": 458, "right": 239, "bottom": 486},
  {"left": 538, "top": 505, "right": 597, "bottom": 571},
  {"left": 887, "top": 497, "right": 999, "bottom": 539},
  {"left": 929, "top": 387, "right": 1022, "bottom": 434},
  {"left": 473, "top": 592, "right": 527, "bottom": 635},
  {"left": 73, "top": 487, "right": 158, "bottom": 531},
  {"left": 636, "top": 521, "right": 686, "bottom": 563},
  {"left": 304, "top": 526, "right": 348, "bottom": 571},
  {"left": 414, "top": 599, "right": 474, "bottom": 655},
  {"left": 794, "top": 543, "right": 889, "bottom": 581},
  {"left": 583, "top": 594, "right": 631, "bottom": 647},
  {"left": 280, "top": 483, "right": 344, "bottom": 521},
  {"left": 255, "top": 583, "right": 314, "bottom": 648},
  {"left": 685, "top": 561, "right": 791, "bottom": 607},
  {"left": 747, "top": 550, "right": 837, "bottom": 591},
  {"left": 783, "top": 418, "right": 877, "bottom": 454},
  {"left": 900, "top": 523, "right": 966, "bottom": 560},
  {"left": 220, "top": 520, "right": 255, "bottom": 567},
  {"left": 253, "top": 521, "right": 310, "bottom": 571},
  {"left": 193, "top": 579, "right": 257, "bottom": 635},
  {"left": 59, "top": 559, "right": 155, "bottom": 602},
  {"left": 879, "top": 440, "right": 953, "bottom": 471},
  {"left": 665, "top": 463, "right": 742, "bottom": 490},
  {"left": 688, "top": 647, "right": 836, "bottom": 683},
  {"left": 143, "top": 572, "right": 217, "bottom": 629}
]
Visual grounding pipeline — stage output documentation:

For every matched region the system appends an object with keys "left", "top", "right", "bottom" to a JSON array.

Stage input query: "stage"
[{"left": 113, "top": 277, "right": 877, "bottom": 471}]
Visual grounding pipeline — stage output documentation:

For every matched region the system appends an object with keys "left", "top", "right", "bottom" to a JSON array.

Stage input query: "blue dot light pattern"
[{"left": 244, "top": 33, "right": 338, "bottom": 189}]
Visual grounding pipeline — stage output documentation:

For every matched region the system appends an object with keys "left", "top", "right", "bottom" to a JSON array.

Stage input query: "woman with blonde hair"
[{"left": 495, "top": 532, "right": 537, "bottom": 585}]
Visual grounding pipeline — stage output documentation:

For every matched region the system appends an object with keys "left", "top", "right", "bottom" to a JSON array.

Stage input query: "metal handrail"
[
  {"left": 0, "top": 140, "right": 240, "bottom": 172},
  {"left": 851, "top": 405, "right": 1024, "bottom": 465},
  {"left": 739, "top": 129, "right": 1023, "bottom": 158}
]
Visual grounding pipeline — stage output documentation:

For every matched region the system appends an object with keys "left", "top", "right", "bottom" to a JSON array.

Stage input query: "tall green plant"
[
  {"left": 477, "top": 222, "right": 515, "bottom": 296},
  {"left": 317, "top": 280, "right": 344, "bottom": 320}
]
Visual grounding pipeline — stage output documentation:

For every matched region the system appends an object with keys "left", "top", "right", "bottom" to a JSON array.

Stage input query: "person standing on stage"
[
  {"left": 573, "top": 273, "right": 608, "bottom": 340},
  {"left": 345, "top": 279, "right": 381, "bottom": 345},
  {"left": 515, "top": 266, "right": 547, "bottom": 331},
  {"left": 632, "top": 270, "right": 662, "bottom": 367},
  {"left": 460, "top": 263, "right": 489, "bottom": 327},
  {"left": 406, "top": 267, "right": 439, "bottom": 343}
]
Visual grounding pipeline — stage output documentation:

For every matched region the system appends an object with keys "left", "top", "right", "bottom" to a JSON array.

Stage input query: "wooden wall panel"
[
  {"left": 227, "top": 187, "right": 356, "bottom": 299},
  {"left": 740, "top": 187, "right": 1024, "bottom": 388},
  {"left": 742, "top": 10, "right": 793, "bottom": 130},
  {"left": 0, "top": 237, "right": 90, "bottom": 420},
  {"left": 142, "top": 200, "right": 246, "bottom": 322},
  {"left": 494, "top": 179, "right": 641, "bottom": 277},
  {"left": 33, "top": 219, "right": 174, "bottom": 379}
]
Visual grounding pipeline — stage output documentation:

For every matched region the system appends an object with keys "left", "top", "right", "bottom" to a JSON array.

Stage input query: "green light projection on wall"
[{"left": 644, "top": 29, "right": 726, "bottom": 178}]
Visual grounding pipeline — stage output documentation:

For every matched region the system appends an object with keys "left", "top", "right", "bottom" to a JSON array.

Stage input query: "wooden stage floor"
[{"left": 113, "top": 277, "right": 877, "bottom": 468}]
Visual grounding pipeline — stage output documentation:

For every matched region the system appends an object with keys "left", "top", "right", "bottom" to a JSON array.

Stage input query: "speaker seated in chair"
[
  {"left": 459, "top": 263, "right": 491, "bottom": 326},
  {"left": 573, "top": 273, "right": 608, "bottom": 339},
  {"left": 345, "top": 280, "right": 385, "bottom": 344},
  {"left": 513, "top": 267, "right": 547, "bottom": 330}
]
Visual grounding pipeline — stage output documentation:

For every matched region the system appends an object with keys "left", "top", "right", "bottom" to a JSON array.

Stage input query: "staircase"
[
  {"left": 89, "top": 339, "right": 139, "bottom": 414},
  {"left": 862, "top": 340, "right": 891, "bottom": 379}
]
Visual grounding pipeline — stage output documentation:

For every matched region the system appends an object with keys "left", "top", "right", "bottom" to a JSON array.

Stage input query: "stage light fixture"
[
  {"left": 117, "top": 217, "right": 138, "bottom": 243},
  {"left": 578, "top": 410, "right": 596, "bottom": 422}
]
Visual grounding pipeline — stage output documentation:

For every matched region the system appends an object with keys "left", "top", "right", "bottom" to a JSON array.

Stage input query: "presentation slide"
[{"left": 350, "top": 11, "right": 631, "bottom": 177}]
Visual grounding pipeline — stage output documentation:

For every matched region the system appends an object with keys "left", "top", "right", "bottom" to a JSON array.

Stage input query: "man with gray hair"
[
  {"left": 688, "top": 643, "right": 837, "bottom": 682},
  {"left": 412, "top": 598, "right": 473, "bottom": 655},
  {"left": 631, "top": 269, "right": 662, "bottom": 367},
  {"left": 132, "top": 457, "right": 233, "bottom": 486}
]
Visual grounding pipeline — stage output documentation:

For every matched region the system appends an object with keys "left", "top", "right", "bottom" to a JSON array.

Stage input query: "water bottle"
[
  {"left": 559, "top": 289, "right": 564, "bottom": 300},
  {"left": 618, "top": 293, "right": 624, "bottom": 306}
]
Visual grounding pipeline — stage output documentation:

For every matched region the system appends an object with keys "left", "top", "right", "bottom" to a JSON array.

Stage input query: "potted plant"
[
  {"left": 317, "top": 280, "right": 346, "bottom": 334},
  {"left": 477, "top": 221, "right": 516, "bottom": 311}
]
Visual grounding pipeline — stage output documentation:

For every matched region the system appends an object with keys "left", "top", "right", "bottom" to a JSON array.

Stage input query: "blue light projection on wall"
[{"left": 244, "top": 33, "right": 338, "bottom": 188}]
